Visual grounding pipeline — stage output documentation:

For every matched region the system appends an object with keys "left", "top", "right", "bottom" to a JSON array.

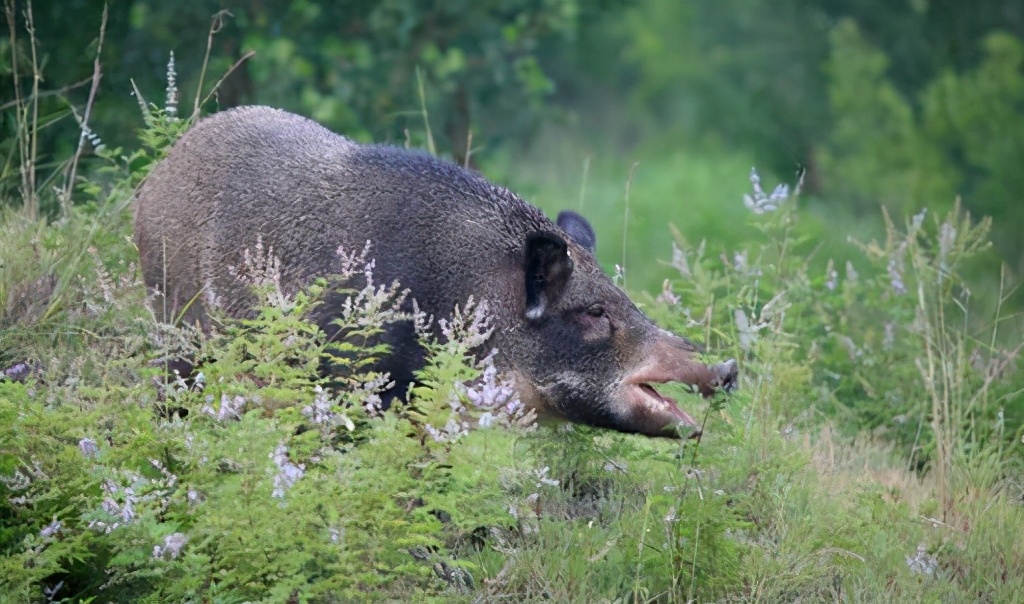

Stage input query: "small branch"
[
  {"left": 3, "top": 1, "right": 23, "bottom": 112},
  {"left": 621, "top": 161, "right": 640, "bottom": 289},
  {"left": 0, "top": 76, "right": 93, "bottom": 111},
  {"left": 462, "top": 129, "right": 473, "bottom": 169},
  {"left": 3, "top": 0, "right": 29, "bottom": 214},
  {"left": 689, "top": 401, "right": 715, "bottom": 466},
  {"left": 193, "top": 9, "right": 233, "bottom": 118},
  {"left": 27, "top": 0, "right": 41, "bottom": 219},
  {"left": 197, "top": 50, "right": 255, "bottom": 114},
  {"left": 416, "top": 66, "right": 436, "bottom": 156},
  {"left": 62, "top": 2, "right": 107, "bottom": 214}
]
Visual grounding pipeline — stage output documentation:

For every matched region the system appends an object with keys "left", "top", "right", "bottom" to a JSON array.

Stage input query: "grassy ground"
[{"left": 2, "top": 108, "right": 1023, "bottom": 601}]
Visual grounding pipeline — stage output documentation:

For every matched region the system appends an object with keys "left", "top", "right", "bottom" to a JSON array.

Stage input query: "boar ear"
[
  {"left": 525, "top": 231, "right": 574, "bottom": 320},
  {"left": 556, "top": 210, "right": 596, "bottom": 254}
]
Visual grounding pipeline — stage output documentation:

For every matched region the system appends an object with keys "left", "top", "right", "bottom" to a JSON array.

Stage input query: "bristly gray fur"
[{"left": 134, "top": 106, "right": 736, "bottom": 437}]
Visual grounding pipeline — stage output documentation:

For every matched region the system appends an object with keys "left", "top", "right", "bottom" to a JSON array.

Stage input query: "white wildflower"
[
  {"left": 464, "top": 352, "right": 517, "bottom": 411},
  {"left": 888, "top": 244, "right": 907, "bottom": 295},
  {"left": 824, "top": 258, "right": 838, "bottom": 291},
  {"left": 603, "top": 460, "right": 628, "bottom": 474},
  {"left": 187, "top": 488, "right": 202, "bottom": 507},
  {"left": 40, "top": 518, "right": 62, "bottom": 538},
  {"left": 271, "top": 443, "right": 305, "bottom": 498},
  {"left": 302, "top": 385, "right": 336, "bottom": 428},
  {"left": 657, "top": 279, "right": 680, "bottom": 305},
  {"left": 533, "top": 466, "right": 559, "bottom": 489},
  {"left": 845, "top": 261, "right": 859, "bottom": 283},
  {"left": 78, "top": 437, "right": 99, "bottom": 459},
  {"left": 91, "top": 477, "right": 144, "bottom": 533},
  {"left": 201, "top": 393, "right": 245, "bottom": 422},
  {"left": 229, "top": 236, "right": 289, "bottom": 309},
  {"left": 883, "top": 322, "right": 896, "bottom": 351},
  {"left": 42, "top": 582, "right": 63, "bottom": 600},
  {"left": 165, "top": 51, "right": 179, "bottom": 117},
  {"left": 613, "top": 264, "right": 625, "bottom": 286},
  {"left": 910, "top": 208, "right": 927, "bottom": 232},
  {"left": 938, "top": 221, "right": 956, "bottom": 278},
  {"left": 1, "top": 469, "right": 31, "bottom": 493},
  {"left": 438, "top": 297, "right": 493, "bottom": 351},
  {"left": 153, "top": 532, "right": 188, "bottom": 560},
  {"left": 743, "top": 167, "right": 790, "bottom": 214},
  {"left": 671, "top": 243, "right": 691, "bottom": 277},
  {"left": 905, "top": 543, "right": 937, "bottom": 576},
  {"left": 424, "top": 417, "right": 470, "bottom": 444}
]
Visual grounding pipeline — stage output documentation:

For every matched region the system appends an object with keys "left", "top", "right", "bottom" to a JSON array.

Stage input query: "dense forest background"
[{"left": 4, "top": 0, "right": 1024, "bottom": 286}]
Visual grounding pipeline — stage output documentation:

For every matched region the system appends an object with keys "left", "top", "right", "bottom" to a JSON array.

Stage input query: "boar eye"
[{"left": 586, "top": 304, "right": 606, "bottom": 318}]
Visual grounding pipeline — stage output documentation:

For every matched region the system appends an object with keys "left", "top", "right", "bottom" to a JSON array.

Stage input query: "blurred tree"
[
  {"left": 3, "top": 0, "right": 1024, "bottom": 272},
  {"left": 1, "top": 0, "right": 629, "bottom": 187},
  {"left": 817, "top": 19, "right": 957, "bottom": 214},
  {"left": 557, "top": 0, "right": 1023, "bottom": 269},
  {"left": 922, "top": 32, "right": 1024, "bottom": 269}
]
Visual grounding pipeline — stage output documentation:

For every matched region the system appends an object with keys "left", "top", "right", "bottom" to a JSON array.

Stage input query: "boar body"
[{"left": 134, "top": 106, "right": 736, "bottom": 437}]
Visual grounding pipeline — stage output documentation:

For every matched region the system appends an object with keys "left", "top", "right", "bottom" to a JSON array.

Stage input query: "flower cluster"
[
  {"left": 201, "top": 392, "right": 246, "bottom": 422},
  {"left": 165, "top": 51, "right": 179, "bottom": 117},
  {"left": 270, "top": 443, "right": 305, "bottom": 499},
  {"left": 462, "top": 352, "right": 535, "bottom": 430},
  {"left": 153, "top": 533, "right": 188, "bottom": 560},
  {"left": 743, "top": 167, "right": 793, "bottom": 214},
  {"left": 228, "top": 235, "right": 287, "bottom": 309}
]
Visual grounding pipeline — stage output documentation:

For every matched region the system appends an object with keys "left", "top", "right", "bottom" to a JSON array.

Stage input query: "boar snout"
[
  {"left": 618, "top": 335, "right": 739, "bottom": 438},
  {"left": 714, "top": 359, "right": 739, "bottom": 393}
]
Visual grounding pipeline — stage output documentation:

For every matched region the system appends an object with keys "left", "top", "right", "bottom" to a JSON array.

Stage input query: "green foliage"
[
  {"left": 0, "top": 217, "right": 508, "bottom": 601},
  {"left": 819, "top": 19, "right": 958, "bottom": 213},
  {"left": 6, "top": 0, "right": 1024, "bottom": 286},
  {"left": 556, "top": 0, "right": 1024, "bottom": 281},
  {"left": 3, "top": 5, "right": 1024, "bottom": 600},
  {"left": 651, "top": 169, "right": 1021, "bottom": 467},
  {"left": 922, "top": 31, "right": 1024, "bottom": 268},
  {"left": 1, "top": 0, "right": 627, "bottom": 178}
]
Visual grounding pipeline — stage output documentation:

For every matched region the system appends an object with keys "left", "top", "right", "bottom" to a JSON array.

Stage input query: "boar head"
[{"left": 506, "top": 211, "right": 738, "bottom": 438}]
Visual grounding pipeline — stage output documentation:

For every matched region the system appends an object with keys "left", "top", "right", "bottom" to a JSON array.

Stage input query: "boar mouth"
[
  {"left": 625, "top": 357, "right": 738, "bottom": 438},
  {"left": 628, "top": 378, "right": 701, "bottom": 438}
]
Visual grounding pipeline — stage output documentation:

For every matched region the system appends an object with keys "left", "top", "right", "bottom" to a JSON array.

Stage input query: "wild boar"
[{"left": 133, "top": 106, "right": 737, "bottom": 437}]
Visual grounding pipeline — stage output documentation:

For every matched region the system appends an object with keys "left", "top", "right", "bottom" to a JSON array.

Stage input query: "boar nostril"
[{"left": 717, "top": 359, "right": 739, "bottom": 393}]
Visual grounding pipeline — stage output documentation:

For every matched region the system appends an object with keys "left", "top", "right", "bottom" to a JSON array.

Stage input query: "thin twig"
[
  {"left": 416, "top": 66, "right": 436, "bottom": 156},
  {"left": 4, "top": 0, "right": 27, "bottom": 213},
  {"left": 62, "top": 2, "right": 107, "bottom": 215},
  {"left": 462, "top": 129, "right": 473, "bottom": 169},
  {"left": 621, "top": 161, "right": 639, "bottom": 290},
  {"left": 193, "top": 9, "right": 233, "bottom": 117},
  {"left": 129, "top": 78, "right": 151, "bottom": 119},
  {"left": 26, "top": 0, "right": 41, "bottom": 218},
  {"left": 198, "top": 50, "right": 255, "bottom": 113},
  {"left": 578, "top": 155, "right": 590, "bottom": 212},
  {"left": 0, "top": 77, "right": 93, "bottom": 112},
  {"left": 690, "top": 397, "right": 715, "bottom": 466},
  {"left": 3, "top": 1, "right": 21, "bottom": 110}
]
